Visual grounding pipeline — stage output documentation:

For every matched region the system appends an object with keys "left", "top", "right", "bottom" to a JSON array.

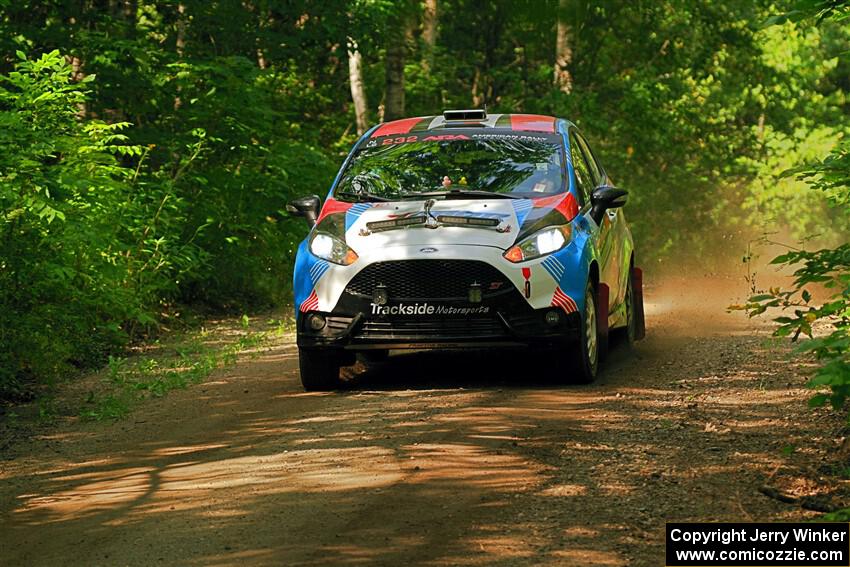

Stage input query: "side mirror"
[
  {"left": 286, "top": 195, "right": 321, "bottom": 227},
  {"left": 590, "top": 186, "right": 628, "bottom": 225}
]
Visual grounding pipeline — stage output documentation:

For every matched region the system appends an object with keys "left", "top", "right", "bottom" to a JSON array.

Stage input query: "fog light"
[
  {"left": 307, "top": 314, "right": 326, "bottom": 331},
  {"left": 373, "top": 285, "right": 388, "bottom": 306},
  {"left": 469, "top": 283, "right": 483, "bottom": 303},
  {"left": 544, "top": 310, "right": 561, "bottom": 326}
]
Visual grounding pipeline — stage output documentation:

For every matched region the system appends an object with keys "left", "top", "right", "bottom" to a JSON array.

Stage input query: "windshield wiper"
[
  {"left": 335, "top": 190, "right": 391, "bottom": 203},
  {"left": 397, "top": 189, "right": 521, "bottom": 200}
]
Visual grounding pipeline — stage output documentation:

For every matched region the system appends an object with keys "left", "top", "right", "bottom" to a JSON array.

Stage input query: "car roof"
[{"left": 369, "top": 113, "right": 574, "bottom": 138}]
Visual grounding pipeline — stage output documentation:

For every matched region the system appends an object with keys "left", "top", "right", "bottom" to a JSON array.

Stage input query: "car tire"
[
  {"left": 298, "top": 348, "right": 341, "bottom": 391},
  {"left": 572, "top": 280, "right": 600, "bottom": 384}
]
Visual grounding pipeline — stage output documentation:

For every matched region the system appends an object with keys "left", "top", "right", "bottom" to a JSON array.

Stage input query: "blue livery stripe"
[
  {"left": 309, "top": 259, "right": 330, "bottom": 285},
  {"left": 542, "top": 256, "right": 565, "bottom": 282},
  {"left": 349, "top": 203, "right": 371, "bottom": 216},
  {"left": 511, "top": 199, "right": 533, "bottom": 227},
  {"left": 345, "top": 203, "right": 372, "bottom": 231},
  {"left": 542, "top": 256, "right": 564, "bottom": 275},
  {"left": 548, "top": 256, "right": 566, "bottom": 273}
]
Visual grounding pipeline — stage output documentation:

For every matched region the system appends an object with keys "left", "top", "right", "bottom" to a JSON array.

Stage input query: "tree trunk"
[
  {"left": 348, "top": 40, "right": 369, "bottom": 135},
  {"left": 471, "top": 67, "right": 481, "bottom": 108},
  {"left": 421, "top": 0, "right": 438, "bottom": 72},
  {"left": 122, "top": 0, "right": 136, "bottom": 20},
  {"left": 384, "top": 6, "right": 414, "bottom": 122},
  {"left": 174, "top": 3, "right": 186, "bottom": 110},
  {"left": 67, "top": 55, "right": 87, "bottom": 117},
  {"left": 384, "top": 39, "right": 406, "bottom": 121},
  {"left": 176, "top": 3, "right": 186, "bottom": 56},
  {"left": 554, "top": 0, "right": 573, "bottom": 94},
  {"left": 254, "top": 4, "right": 271, "bottom": 69}
]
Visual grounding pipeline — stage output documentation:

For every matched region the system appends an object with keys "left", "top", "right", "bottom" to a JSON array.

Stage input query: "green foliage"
[
  {"left": 0, "top": 51, "right": 213, "bottom": 399},
  {"left": 821, "top": 506, "right": 850, "bottom": 521},
  {"left": 0, "top": 47, "right": 330, "bottom": 400},
  {"left": 765, "top": 0, "right": 850, "bottom": 26},
  {"left": 734, "top": 20, "right": 850, "bottom": 242},
  {"left": 81, "top": 324, "right": 272, "bottom": 421},
  {"left": 737, "top": 4, "right": 850, "bottom": 423},
  {"left": 740, "top": 143, "right": 850, "bottom": 417},
  {"left": 0, "top": 51, "right": 140, "bottom": 399},
  {"left": 1, "top": 1, "right": 849, "bottom": 402},
  {"left": 745, "top": 211, "right": 850, "bottom": 410},
  {"left": 80, "top": 394, "right": 130, "bottom": 421}
]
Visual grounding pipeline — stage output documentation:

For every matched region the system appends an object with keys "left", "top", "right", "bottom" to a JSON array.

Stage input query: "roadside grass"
[
  {"left": 79, "top": 315, "right": 292, "bottom": 421},
  {"left": 1, "top": 313, "right": 294, "bottom": 441},
  {"left": 821, "top": 507, "right": 850, "bottom": 522}
]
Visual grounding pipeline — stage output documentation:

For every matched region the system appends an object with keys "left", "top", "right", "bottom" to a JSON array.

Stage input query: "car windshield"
[{"left": 335, "top": 132, "right": 565, "bottom": 201}]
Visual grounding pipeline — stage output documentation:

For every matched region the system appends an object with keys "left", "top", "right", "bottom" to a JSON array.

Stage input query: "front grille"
[
  {"left": 345, "top": 260, "right": 510, "bottom": 300},
  {"left": 354, "top": 318, "right": 507, "bottom": 340}
]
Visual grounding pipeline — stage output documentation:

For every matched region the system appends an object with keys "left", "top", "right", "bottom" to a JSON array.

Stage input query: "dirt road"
[{"left": 1, "top": 276, "right": 846, "bottom": 566}]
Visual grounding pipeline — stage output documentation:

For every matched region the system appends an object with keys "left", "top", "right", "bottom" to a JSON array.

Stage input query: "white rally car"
[{"left": 288, "top": 110, "right": 644, "bottom": 390}]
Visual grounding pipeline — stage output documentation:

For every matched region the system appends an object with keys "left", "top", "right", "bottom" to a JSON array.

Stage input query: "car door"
[
  {"left": 570, "top": 131, "right": 619, "bottom": 312},
  {"left": 576, "top": 132, "right": 628, "bottom": 311}
]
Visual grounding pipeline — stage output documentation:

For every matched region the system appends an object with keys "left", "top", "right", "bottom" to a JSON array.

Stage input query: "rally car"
[{"left": 287, "top": 109, "right": 645, "bottom": 390}]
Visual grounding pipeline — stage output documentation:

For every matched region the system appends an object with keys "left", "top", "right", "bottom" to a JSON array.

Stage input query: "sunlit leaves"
[
  {"left": 744, "top": 242, "right": 850, "bottom": 418},
  {"left": 0, "top": 53, "right": 206, "bottom": 398},
  {"left": 764, "top": 0, "right": 850, "bottom": 27}
]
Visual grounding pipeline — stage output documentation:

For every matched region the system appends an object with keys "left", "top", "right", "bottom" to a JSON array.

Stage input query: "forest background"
[{"left": 1, "top": 0, "right": 848, "bottom": 405}]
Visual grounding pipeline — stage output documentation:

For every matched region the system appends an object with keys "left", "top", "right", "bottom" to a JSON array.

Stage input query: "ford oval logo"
[{"left": 420, "top": 247, "right": 438, "bottom": 254}]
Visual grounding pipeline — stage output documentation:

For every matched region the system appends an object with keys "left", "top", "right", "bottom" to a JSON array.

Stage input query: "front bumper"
[{"left": 297, "top": 286, "right": 580, "bottom": 350}]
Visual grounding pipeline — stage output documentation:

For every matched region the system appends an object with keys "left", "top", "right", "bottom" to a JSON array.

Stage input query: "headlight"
[
  {"left": 503, "top": 225, "right": 572, "bottom": 263},
  {"left": 310, "top": 233, "right": 359, "bottom": 265}
]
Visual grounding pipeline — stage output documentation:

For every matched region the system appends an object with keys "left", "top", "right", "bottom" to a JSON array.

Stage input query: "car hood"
[
  {"left": 344, "top": 199, "right": 520, "bottom": 250},
  {"left": 315, "top": 194, "right": 580, "bottom": 252}
]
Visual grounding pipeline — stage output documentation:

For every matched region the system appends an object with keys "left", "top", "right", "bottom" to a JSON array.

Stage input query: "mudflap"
[
  {"left": 598, "top": 282, "right": 609, "bottom": 359},
  {"left": 633, "top": 267, "right": 646, "bottom": 340}
]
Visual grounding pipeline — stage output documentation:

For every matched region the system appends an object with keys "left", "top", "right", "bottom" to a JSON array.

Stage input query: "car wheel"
[
  {"left": 572, "top": 280, "right": 600, "bottom": 384},
  {"left": 298, "top": 348, "right": 341, "bottom": 391}
]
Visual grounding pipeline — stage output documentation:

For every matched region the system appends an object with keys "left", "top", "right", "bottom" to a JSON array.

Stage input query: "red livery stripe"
[
  {"left": 551, "top": 287, "right": 578, "bottom": 314},
  {"left": 317, "top": 198, "right": 353, "bottom": 224},
  {"left": 554, "top": 193, "right": 579, "bottom": 221},
  {"left": 532, "top": 193, "right": 579, "bottom": 222},
  {"left": 371, "top": 117, "right": 426, "bottom": 138},
  {"left": 510, "top": 114, "right": 556, "bottom": 133},
  {"left": 299, "top": 290, "right": 319, "bottom": 312},
  {"left": 532, "top": 194, "right": 563, "bottom": 208}
]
